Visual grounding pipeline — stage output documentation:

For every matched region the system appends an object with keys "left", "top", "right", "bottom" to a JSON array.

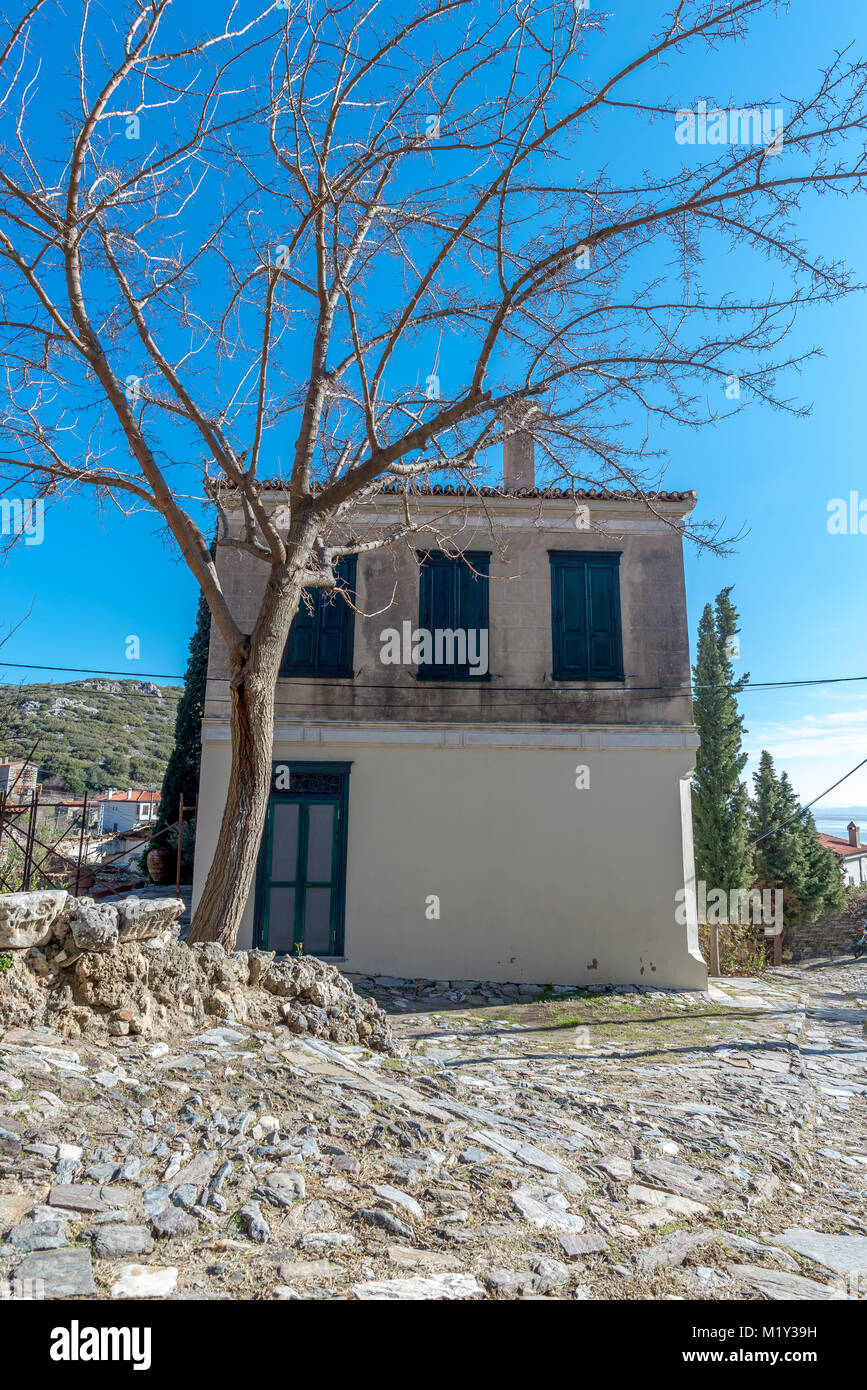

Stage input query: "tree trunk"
[
  {"left": 186, "top": 560, "right": 309, "bottom": 950},
  {"left": 185, "top": 666, "right": 276, "bottom": 949}
]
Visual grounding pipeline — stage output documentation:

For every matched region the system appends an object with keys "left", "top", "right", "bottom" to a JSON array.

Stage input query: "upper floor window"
[
  {"left": 549, "top": 551, "right": 623, "bottom": 681},
  {"left": 280, "top": 555, "right": 357, "bottom": 678},
  {"left": 417, "top": 550, "right": 490, "bottom": 680}
]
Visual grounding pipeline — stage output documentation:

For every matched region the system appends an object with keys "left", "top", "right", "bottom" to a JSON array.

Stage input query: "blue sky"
[{"left": 1, "top": 0, "right": 866, "bottom": 823}]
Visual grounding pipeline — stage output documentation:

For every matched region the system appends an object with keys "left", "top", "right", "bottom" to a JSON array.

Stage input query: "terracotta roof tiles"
[{"left": 819, "top": 832, "right": 866, "bottom": 859}]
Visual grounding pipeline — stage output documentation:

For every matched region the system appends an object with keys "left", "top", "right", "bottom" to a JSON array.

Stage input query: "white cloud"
[{"left": 743, "top": 706, "right": 867, "bottom": 805}]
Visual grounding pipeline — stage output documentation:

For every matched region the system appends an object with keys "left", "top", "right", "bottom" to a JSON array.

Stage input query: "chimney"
[
  {"left": 503, "top": 416, "right": 535, "bottom": 491},
  {"left": 127, "top": 788, "right": 133, "bottom": 800},
  {"left": 848, "top": 820, "right": 860, "bottom": 847}
]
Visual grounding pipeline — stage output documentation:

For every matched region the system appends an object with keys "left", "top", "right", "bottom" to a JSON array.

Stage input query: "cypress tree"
[
  {"left": 750, "top": 756, "right": 845, "bottom": 924},
  {"left": 794, "top": 809, "right": 846, "bottom": 922},
  {"left": 749, "top": 751, "right": 790, "bottom": 927},
  {"left": 691, "top": 587, "right": 750, "bottom": 891},
  {"left": 150, "top": 588, "right": 211, "bottom": 850},
  {"left": 773, "top": 770, "right": 808, "bottom": 918}
]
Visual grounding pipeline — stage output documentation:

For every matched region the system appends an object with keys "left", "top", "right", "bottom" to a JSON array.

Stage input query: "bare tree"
[{"left": 0, "top": 0, "right": 865, "bottom": 947}]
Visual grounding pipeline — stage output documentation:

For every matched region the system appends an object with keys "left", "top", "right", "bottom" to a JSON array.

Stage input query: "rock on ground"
[
  {"left": 0, "top": 891, "right": 68, "bottom": 950},
  {"left": 15, "top": 1246, "right": 96, "bottom": 1297},
  {"left": 0, "top": 891, "right": 395, "bottom": 1052},
  {"left": 110, "top": 1264, "right": 178, "bottom": 1298},
  {"left": 0, "top": 954, "right": 864, "bottom": 1302},
  {"left": 352, "top": 1274, "right": 483, "bottom": 1300}
]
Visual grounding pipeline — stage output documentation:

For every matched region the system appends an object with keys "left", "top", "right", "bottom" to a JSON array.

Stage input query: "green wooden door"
[{"left": 261, "top": 794, "right": 344, "bottom": 955}]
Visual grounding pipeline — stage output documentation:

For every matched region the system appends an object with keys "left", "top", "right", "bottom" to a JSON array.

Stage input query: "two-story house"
[
  {"left": 192, "top": 443, "right": 707, "bottom": 990},
  {"left": 97, "top": 789, "right": 160, "bottom": 834},
  {"left": 0, "top": 758, "right": 39, "bottom": 802}
]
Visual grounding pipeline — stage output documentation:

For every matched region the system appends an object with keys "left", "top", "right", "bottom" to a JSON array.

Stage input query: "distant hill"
[{"left": 0, "top": 679, "right": 182, "bottom": 796}]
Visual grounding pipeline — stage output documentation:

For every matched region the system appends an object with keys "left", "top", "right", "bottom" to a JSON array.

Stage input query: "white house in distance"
[
  {"left": 97, "top": 789, "right": 160, "bottom": 835},
  {"left": 0, "top": 758, "right": 39, "bottom": 802},
  {"left": 193, "top": 433, "right": 707, "bottom": 991},
  {"left": 819, "top": 822, "right": 867, "bottom": 887}
]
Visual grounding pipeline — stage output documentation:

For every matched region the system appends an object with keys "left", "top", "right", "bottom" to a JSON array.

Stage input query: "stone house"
[{"left": 192, "top": 447, "right": 707, "bottom": 990}]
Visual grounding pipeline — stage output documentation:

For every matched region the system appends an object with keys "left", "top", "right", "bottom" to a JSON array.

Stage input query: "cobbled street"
[{"left": 1, "top": 960, "right": 865, "bottom": 1302}]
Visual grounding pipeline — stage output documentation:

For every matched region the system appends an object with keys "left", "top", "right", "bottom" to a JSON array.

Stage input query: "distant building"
[
  {"left": 39, "top": 798, "right": 100, "bottom": 834},
  {"left": 0, "top": 758, "right": 39, "bottom": 802},
  {"left": 91, "top": 825, "right": 152, "bottom": 871},
  {"left": 819, "top": 822, "right": 867, "bottom": 887},
  {"left": 97, "top": 789, "right": 160, "bottom": 834}
]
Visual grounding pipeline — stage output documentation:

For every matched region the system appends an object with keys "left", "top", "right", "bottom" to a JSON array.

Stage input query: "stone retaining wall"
[
  {"left": 0, "top": 889, "right": 394, "bottom": 1049},
  {"left": 787, "top": 913, "right": 862, "bottom": 961}
]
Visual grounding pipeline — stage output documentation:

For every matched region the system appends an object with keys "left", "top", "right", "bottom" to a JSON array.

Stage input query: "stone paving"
[{"left": 0, "top": 957, "right": 865, "bottom": 1301}]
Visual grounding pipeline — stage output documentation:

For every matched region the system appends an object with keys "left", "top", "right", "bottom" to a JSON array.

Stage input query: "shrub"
[{"left": 698, "top": 922, "right": 769, "bottom": 976}]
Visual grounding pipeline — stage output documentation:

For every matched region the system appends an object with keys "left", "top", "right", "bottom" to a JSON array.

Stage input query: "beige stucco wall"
[{"left": 192, "top": 724, "right": 707, "bottom": 990}]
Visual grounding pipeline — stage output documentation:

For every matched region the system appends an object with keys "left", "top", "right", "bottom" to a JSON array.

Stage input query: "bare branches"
[{"left": 0, "top": 0, "right": 864, "bottom": 607}]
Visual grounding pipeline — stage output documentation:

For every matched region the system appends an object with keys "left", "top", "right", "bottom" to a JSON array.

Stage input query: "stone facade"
[
  {"left": 205, "top": 489, "right": 696, "bottom": 729},
  {"left": 787, "top": 912, "right": 864, "bottom": 961}
]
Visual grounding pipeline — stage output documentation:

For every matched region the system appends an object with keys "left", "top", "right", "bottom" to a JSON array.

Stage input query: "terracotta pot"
[
  {"left": 146, "top": 847, "right": 173, "bottom": 885},
  {"left": 71, "top": 865, "right": 95, "bottom": 894}
]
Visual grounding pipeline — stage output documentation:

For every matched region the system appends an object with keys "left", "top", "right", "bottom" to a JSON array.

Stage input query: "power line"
[
  {"left": 734, "top": 675, "right": 867, "bottom": 690},
  {"left": 750, "top": 755, "right": 867, "bottom": 847},
  {"left": 3, "top": 663, "right": 865, "bottom": 830},
  {"left": 0, "top": 662, "right": 184, "bottom": 680},
  {"left": 2, "top": 658, "right": 867, "bottom": 695}
]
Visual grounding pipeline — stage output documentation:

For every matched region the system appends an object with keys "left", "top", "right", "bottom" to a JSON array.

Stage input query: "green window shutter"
[
  {"left": 550, "top": 552, "right": 623, "bottom": 681},
  {"left": 417, "top": 551, "right": 490, "bottom": 679},
  {"left": 281, "top": 556, "right": 356, "bottom": 677},
  {"left": 428, "top": 560, "right": 453, "bottom": 634},
  {"left": 587, "top": 563, "right": 618, "bottom": 677},
  {"left": 417, "top": 556, "right": 453, "bottom": 676},
  {"left": 457, "top": 553, "right": 490, "bottom": 635},
  {"left": 317, "top": 591, "right": 345, "bottom": 672},
  {"left": 559, "top": 563, "right": 588, "bottom": 675},
  {"left": 418, "top": 560, "right": 432, "bottom": 635},
  {"left": 283, "top": 593, "right": 316, "bottom": 672},
  {"left": 317, "top": 556, "right": 356, "bottom": 674}
]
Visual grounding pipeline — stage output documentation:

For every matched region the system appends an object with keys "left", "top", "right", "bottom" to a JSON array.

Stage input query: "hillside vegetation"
[{"left": 0, "top": 679, "right": 182, "bottom": 795}]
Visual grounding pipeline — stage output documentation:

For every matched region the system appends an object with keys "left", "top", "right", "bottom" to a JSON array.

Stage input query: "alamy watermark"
[
  {"left": 827, "top": 492, "right": 867, "bottom": 535},
  {"left": 50, "top": 1320, "right": 151, "bottom": 1371},
  {"left": 0, "top": 497, "right": 44, "bottom": 545},
  {"left": 675, "top": 101, "right": 784, "bottom": 155},
  {"left": 0, "top": 1274, "right": 44, "bottom": 1299},
  {"left": 379, "top": 621, "right": 489, "bottom": 676},
  {"left": 676, "top": 881, "right": 784, "bottom": 935}
]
